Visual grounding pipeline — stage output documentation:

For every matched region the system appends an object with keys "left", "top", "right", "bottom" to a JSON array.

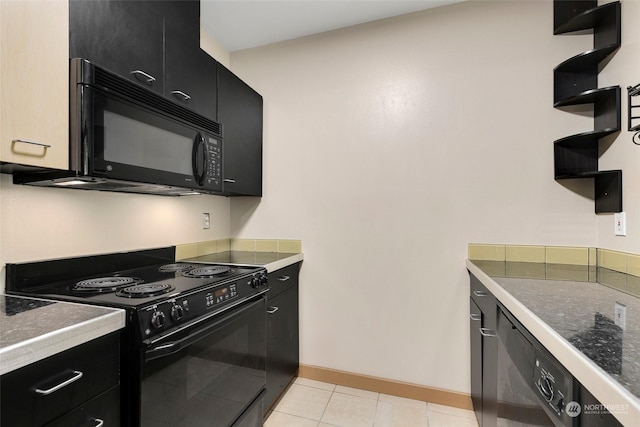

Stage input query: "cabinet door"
[
  {"left": 151, "top": 0, "right": 200, "bottom": 42},
  {"left": 481, "top": 302, "right": 498, "bottom": 427},
  {"left": 164, "top": 23, "right": 217, "bottom": 119},
  {"left": 0, "top": 0, "right": 69, "bottom": 169},
  {"left": 265, "top": 286, "right": 299, "bottom": 412},
  {"left": 469, "top": 298, "right": 483, "bottom": 426},
  {"left": 218, "top": 65, "right": 263, "bottom": 196},
  {"left": 69, "top": 0, "right": 164, "bottom": 93},
  {"left": 470, "top": 274, "right": 498, "bottom": 427}
]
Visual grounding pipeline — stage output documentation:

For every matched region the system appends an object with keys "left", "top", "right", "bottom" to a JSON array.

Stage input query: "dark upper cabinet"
[
  {"left": 148, "top": 0, "right": 200, "bottom": 41},
  {"left": 164, "top": 22, "right": 217, "bottom": 120},
  {"left": 69, "top": 0, "right": 217, "bottom": 120},
  {"left": 218, "top": 64, "right": 264, "bottom": 197},
  {"left": 70, "top": 1, "right": 164, "bottom": 94}
]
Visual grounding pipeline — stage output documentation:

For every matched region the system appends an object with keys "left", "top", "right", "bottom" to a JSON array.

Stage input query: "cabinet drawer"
[
  {"left": 1, "top": 332, "right": 120, "bottom": 427},
  {"left": 268, "top": 262, "right": 301, "bottom": 299},
  {"left": 470, "top": 275, "right": 495, "bottom": 315},
  {"left": 45, "top": 385, "right": 120, "bottom": 427}
]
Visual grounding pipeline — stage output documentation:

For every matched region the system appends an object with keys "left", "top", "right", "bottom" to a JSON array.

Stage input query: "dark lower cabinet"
[
  {"left": 218, "top": 64, "right": 264, "bottom": 196},
  {"left": 45, "top": 385, "right": 120, "bottom": 427},
  {"left": 469, "top": 274, "right": 497, "bottom": 427},
  {"left": 469, "top": 298, "right": 483, "bottom": 424},
  {"left": 0, "top": 332, "right": 120, "bottom": 427},
  {"left": 264, "top": 262, "right": 301, "bottom": 415}
]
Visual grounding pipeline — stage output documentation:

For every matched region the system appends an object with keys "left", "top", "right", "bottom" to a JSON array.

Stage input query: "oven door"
[{"left": 141, "top": 296, "right": 266, "bottom": 427}]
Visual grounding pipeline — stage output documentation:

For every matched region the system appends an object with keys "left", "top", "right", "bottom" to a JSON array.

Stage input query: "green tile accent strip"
[
  {"left": 546, "top": 246, "right": 589, "bottom": 266},
  {"left": 506, "top": 245, "right": 546, "bottom": 263},
  {"left": 598, "top": 249, "right": 627, "bottom": 273},
  {"left": 176, "top": 238, "right": 303, "bottom": 260},
  {"left": 468, "top": 243, "right": 640, "bottom": 278},
  {"left": 468, "top": 244, "right": 505, "bottom": 261}
]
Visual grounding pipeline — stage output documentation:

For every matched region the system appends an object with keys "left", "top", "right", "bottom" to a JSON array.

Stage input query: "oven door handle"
[{"left": 145, "top": 297, "right": 264, "bottom": 362}]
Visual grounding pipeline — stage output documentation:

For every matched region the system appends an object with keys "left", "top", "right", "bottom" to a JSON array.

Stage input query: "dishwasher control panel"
[{"left": 532, "top": 343, "right": 574, "bottom": 423}]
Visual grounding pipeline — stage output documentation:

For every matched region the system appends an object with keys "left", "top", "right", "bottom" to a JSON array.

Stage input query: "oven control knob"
[
  {"left": 260, "top": 273, "right": 268, "bottom": 286},
  {"left": 251, "top": 276, "right": 261, "bottom": 288},
  {"left": 170, "top": 304, "right": 185, "bottom": 321},
  {"left": 150, "top": 310, "right": 166, "bottom": 329}
]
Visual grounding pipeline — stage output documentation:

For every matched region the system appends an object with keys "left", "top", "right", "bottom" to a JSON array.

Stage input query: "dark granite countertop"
[
  {"left": 0, "top": 294, "right": 125, "bottom": 375},
  {"left": 467, "top": 260, "right": 640, "bottom": 426}
]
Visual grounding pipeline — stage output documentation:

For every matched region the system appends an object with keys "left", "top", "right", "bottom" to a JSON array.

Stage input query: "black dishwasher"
[{"left": 497, "top": 306, "right": 577, "bottom": 427}]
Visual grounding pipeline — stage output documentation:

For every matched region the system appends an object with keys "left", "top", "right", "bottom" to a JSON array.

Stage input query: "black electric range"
[{"left": 6, "top": 247, "right": 270, "bottom": 427}]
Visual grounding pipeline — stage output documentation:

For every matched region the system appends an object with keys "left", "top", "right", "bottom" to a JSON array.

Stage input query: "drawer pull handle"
[
  {"left": 479, "top": 328, "right": 496, "bottom": 337},
  {"left": 35, "top": 370, "right": 83, "bottom": 395},
  {"left": 171, "top": 90, "right": 191, "bottom": 101},
  {"left": 469, "top": 313, "right": 481, "bottom": 321},
  {"left": 223, "top": 179, "right": 236, "bottom": 183},
  {"left": 93, "top": 419, "right": 104, "bottom": 427},
  {"left": 473, "top": 290, "right": 488, "bottom": 297},
  {"left": 12, "top": 139, "right": 51, "bottom": 148},
  {"left": 131, "top": 70, "right": 156, "bottom": 85},
  {"left": 278, "top": 275, "right": 290, "bottom": 282},
  {"left": 267, "top": 306, "right": 279, "bottom": 314}
]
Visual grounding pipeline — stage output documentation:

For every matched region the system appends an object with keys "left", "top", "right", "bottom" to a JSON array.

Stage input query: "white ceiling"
[{"left": 200, "top": 1, "right": 461, "bottom": 52}]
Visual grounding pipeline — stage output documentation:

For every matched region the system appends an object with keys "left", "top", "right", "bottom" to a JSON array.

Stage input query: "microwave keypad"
[{"left": 206, "top": 139, "right": 222, "bottom": 189}]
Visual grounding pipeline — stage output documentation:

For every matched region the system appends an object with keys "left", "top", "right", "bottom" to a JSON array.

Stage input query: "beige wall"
[{"left": 227, "top": 0, "right": 638, "bottom": 394}]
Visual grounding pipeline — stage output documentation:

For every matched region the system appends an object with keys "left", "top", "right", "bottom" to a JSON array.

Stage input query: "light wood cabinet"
[{"left": 0, "top": 0, "right": 69, "bottom": 169}]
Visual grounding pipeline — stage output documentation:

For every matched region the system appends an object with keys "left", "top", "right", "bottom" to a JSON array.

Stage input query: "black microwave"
[{"left": 14, "top": 58, "right": 223, "bottom": 196}]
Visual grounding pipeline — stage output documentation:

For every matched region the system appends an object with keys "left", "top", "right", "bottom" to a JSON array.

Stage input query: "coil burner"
[
  {"left": 158, "top": 263, "right": 195, "bottom": 273},
  {"left": 73, "top": 276, "right": 140, "bottom": 293},
  {"left": 182, "top": 266, "right": 232, "bottom": 278},
  {"left": 116, "top": 283, "right": 175, "bottom": 298}
]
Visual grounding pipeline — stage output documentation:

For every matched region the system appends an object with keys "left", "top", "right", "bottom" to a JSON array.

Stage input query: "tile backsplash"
[
  {"left": 469, "top": 244, "right": 640, "bottom": 298},
  {"left": 176, "top": 238, "right": 302, "bottom": 260},
  {"left": 469, "top": 244, "right": 637, "bottom": 277}
]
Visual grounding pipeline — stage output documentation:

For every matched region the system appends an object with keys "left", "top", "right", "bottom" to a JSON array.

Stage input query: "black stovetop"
[{"left": 5, "top": 247, "right": 262, "bottom": 310}]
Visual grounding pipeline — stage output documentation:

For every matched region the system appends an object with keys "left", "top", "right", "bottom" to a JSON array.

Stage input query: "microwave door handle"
[{"left": 192, "top": 134, "right": 206, "bottom": 185}]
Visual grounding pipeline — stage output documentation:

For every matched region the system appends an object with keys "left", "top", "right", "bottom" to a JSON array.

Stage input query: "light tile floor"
[{"left": 265, "top": 378, "right": 480, "bottom": 427}]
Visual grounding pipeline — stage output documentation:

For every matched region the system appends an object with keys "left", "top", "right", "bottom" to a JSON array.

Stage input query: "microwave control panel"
[{"left": 205, "top": 137, "right": 222, "bottom": 191}]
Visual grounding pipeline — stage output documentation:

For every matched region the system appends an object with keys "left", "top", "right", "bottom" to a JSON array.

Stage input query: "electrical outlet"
[
  {"left": 614, "top": 212, "right": 626, "bottom": 236},
  {"left": 202, "top": 213, "right": 210, "bottom": 229},
  {"left": 614, "top": 302, "right": 626, "bottom": 330}
]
